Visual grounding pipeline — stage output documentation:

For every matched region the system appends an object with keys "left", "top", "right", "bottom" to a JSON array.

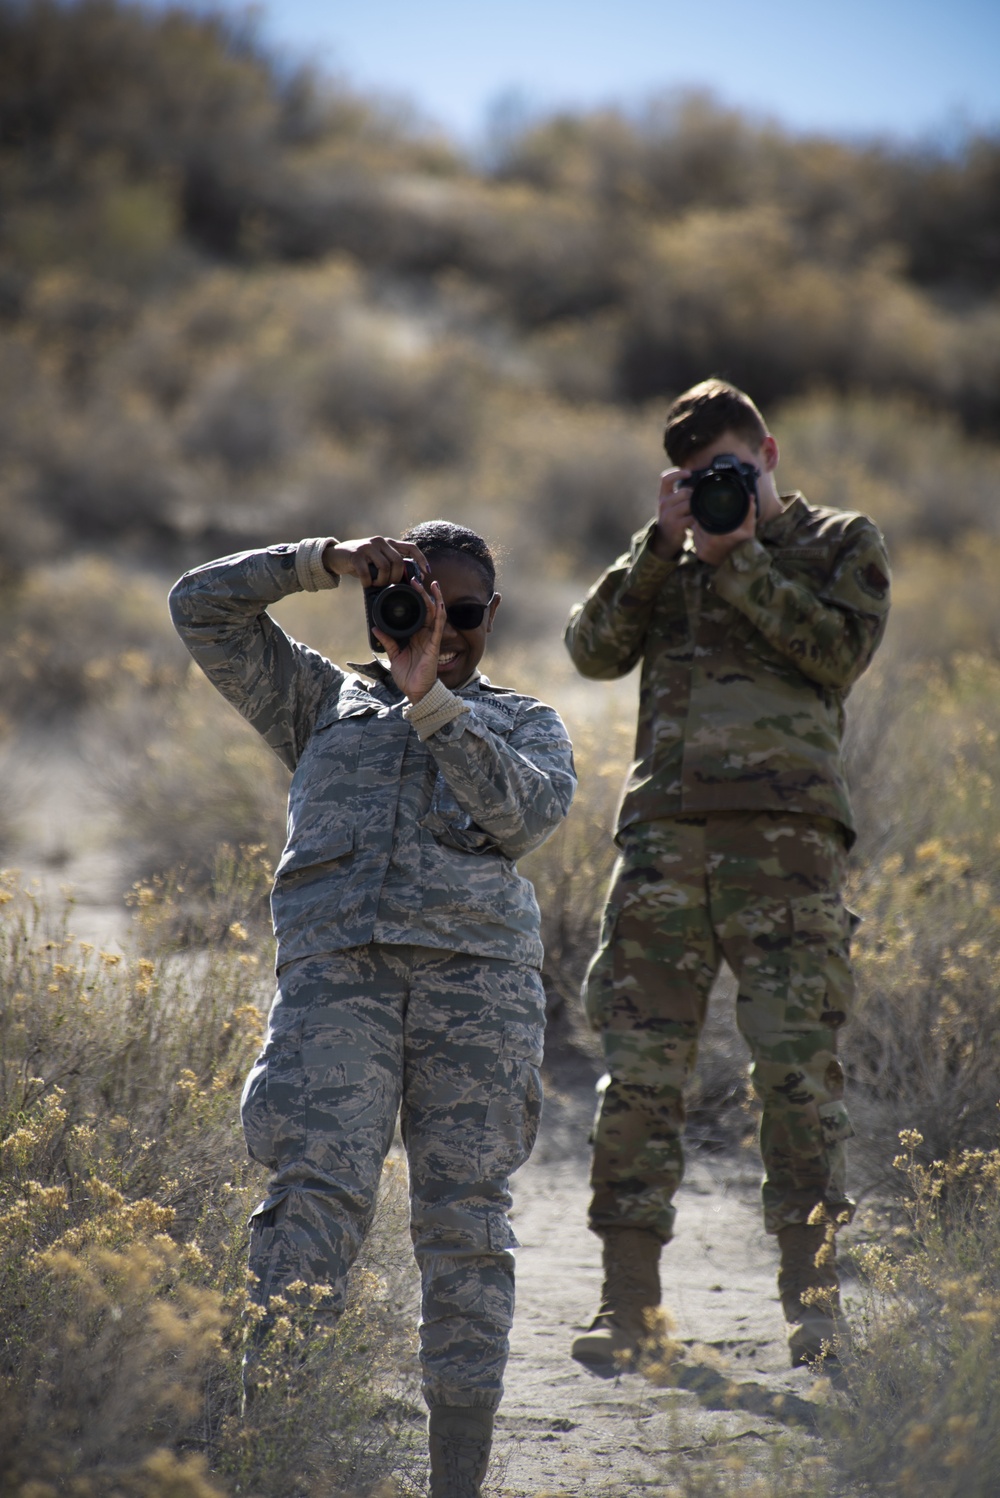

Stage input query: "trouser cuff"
[{"left": 424, "top": 1394, "right": 502, "bottom": 1412}]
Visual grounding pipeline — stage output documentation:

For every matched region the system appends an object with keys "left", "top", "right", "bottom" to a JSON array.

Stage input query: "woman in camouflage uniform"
[{"left": 169, "top": 522, "right": 576, "bottom": 1497}]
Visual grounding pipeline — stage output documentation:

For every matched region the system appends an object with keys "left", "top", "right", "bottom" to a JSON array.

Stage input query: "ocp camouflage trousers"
[
  {"left": 240, "top": 943, "right": 545, "bottom": 1410},
  {"left": 584, "top": 813, "right": 856, "bottom": 1241}
]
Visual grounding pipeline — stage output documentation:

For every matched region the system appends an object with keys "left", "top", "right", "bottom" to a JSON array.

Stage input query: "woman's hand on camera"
[
  {"left": 376, "top": 575, "right": 446, "bottom": 703},
  {"left": 323, "top": 536, "right": 429, "bottom": 585}
]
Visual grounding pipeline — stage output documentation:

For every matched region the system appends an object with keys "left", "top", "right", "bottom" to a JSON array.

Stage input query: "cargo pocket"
[
  {"left": 789, "top": 892, "right": 855, "bottom": 1028},
  {"left": 240, "top": 1056, "right": 275, "bottom": 1168},
  {"left": 818, "top": 1098, "right": 855, "bottom": 1146},
  {"left": 246, "top": 1191, "right": 291, "bottom": 1306},
  {"left": 478, "top": 1021, "right": 544, "bottom": 1178},
  {"left": 818, "top": 1098, "right": 855, "bottom": 1214},
  {"left": 582, "top": 939, "right": 615, "bottom": 1033},
  {"left": 239, "top": 1016, "right": 306, "bottom": 1170},
  {"left": 420, "top": 840, "right": 513, "bottom": 923},
  {"left": 581, "top": 865, "right": 626, "bottom": 1033}
]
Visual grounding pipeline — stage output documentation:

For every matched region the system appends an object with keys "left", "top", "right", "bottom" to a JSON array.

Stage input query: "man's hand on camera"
[
  {"left": 650, "top": 469, "right": 692, "bottom": 560},
  {"left": 691, "top": 503, "right": 758, "bottom": 567},
  {"left": 323, "top": 536, "right": 430, "bottom": 585},
  {"left": 376, "top": 575, "right": 445, "bottom": 703}
]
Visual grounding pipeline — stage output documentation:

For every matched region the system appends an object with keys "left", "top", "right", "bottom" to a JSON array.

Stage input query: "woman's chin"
[{"left": 436, "top": 656, "right": 465, "bottom": 688}]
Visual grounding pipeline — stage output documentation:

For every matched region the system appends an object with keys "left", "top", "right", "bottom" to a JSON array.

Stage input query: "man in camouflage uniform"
[
  {"left": 564, "top": 379, "right": 890, "bottom": 1368},
  {"left": 170, "top": 523, "right": 576, "bottom": 1495}
]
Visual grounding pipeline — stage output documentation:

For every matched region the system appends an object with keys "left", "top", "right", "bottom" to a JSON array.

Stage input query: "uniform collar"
[{"left": 758, "top": 493, "right": 808, "bottom": 545}]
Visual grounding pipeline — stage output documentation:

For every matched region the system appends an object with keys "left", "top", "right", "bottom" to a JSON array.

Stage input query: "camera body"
[
  {"left": 687, "top": 453, "right": 760, "bottom": 535},
  {"left": 363, "top": 560, "right": 427, "bottom": 652}
]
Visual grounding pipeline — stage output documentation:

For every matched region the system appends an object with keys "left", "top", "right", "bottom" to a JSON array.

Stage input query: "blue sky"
[{"left": 194, "top": 0, "right": 999, "bottom": 147}]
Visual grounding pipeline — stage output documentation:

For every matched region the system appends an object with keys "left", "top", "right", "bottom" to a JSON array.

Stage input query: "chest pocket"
[
  {"left": 305, "top": 697, "right": 379, "bottom": 772},
  {"left": 772, "top": 545, "right": 835, "bottom": 590},
  {"left": 284, "top": 699, "right": 380, "bottom": 867}
]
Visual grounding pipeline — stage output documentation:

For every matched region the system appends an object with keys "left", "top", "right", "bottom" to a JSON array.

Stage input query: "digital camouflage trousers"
[
  {"left": 240, "top": 943, "right": 545, "bottom": 1410},
  {"left": 583, "top": 813, "right": 856, "bottom": 1242}
]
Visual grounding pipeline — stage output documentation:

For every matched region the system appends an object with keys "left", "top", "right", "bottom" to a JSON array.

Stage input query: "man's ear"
[{"left": 759, "top": 435, "right": 779, "bottom": 472}]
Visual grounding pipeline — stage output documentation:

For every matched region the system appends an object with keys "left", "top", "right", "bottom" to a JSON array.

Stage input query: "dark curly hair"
[{"left": 402, "top": 520, "right": 496, "bottom": 593}]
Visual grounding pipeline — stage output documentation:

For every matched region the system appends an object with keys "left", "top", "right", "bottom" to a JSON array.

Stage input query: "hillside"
[{"left": 3, "top": 6, "right": 1000, "bottom": 1495}]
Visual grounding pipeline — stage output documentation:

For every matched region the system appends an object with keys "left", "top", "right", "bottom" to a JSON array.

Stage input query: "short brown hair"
[{"left": 663, "top": 379, "right": 768, "bottom": 466}]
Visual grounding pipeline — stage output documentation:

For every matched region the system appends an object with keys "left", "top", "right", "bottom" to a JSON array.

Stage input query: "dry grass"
[{"left": 0, "top": 866, "right": 423, "bottom": 1498}]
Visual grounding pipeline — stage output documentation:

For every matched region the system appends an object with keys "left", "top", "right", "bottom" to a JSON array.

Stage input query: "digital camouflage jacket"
[
  {"left": 170, "top": 543, "right": 576, "bottom": 969},
  {"left": 564, "top": 495, "right": 890, "bottom": 844}
]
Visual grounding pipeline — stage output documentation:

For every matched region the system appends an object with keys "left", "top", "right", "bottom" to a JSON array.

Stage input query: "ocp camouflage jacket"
[
  {"left": 564, "top": 495, "right": 890, "bottom": 844},
  {"left": 169, "top": 543, "right": 576, "bottom": 969}
]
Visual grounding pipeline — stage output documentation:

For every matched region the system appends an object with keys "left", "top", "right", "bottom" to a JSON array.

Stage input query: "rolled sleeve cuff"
[
  {"left": 626, "top": 522, "right": 682, "bottom": 591},
  {"left": 295, "top": 537, "right": 339, "bottom": 592},
  {"left": 713, "top": 537, "right": 772, "bottom": 600},
  {"left": 402, "top": 678, "right": 470, "bottom": 740}
]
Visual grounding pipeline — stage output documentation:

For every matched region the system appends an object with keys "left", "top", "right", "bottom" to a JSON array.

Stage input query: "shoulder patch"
[{"left": 857, "top": 561, "right": 890, "bottom": 599}]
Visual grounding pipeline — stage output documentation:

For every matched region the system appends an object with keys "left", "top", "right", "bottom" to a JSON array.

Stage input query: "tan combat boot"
[
  {"left": 570, "top": 1226, "right": 663, "bottom": 1368},
  {"left": 427, "top": 1405, "right": 494, "bottom": 1498},
  {"left": 777, "top": 1221, "right": 849, "bottom": 1367}
]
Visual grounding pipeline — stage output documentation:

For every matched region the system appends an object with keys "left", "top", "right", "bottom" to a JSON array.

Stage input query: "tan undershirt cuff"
[
  {"left": 295, "top": 537, "right": 339, "bottom": 592},
  {"left": 402, "top": 677, "right": 470, "bottom": 740}
]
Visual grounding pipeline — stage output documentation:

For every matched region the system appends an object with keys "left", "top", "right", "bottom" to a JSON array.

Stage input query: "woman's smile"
[{"left": 429, "top": 554, "right": 500, "bottom": 689}]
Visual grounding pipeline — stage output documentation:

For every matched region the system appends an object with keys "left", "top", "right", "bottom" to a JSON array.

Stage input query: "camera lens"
[
  {"left": 689, "top": 473, "right": 751, "bottom": 535},
  {"left": 372, "top": 583, "right": 426, "bottom": 639}
]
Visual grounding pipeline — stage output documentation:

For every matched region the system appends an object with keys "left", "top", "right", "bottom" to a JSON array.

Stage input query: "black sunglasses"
[{"left": 444, "top": 594, "right": 497, "bottom": 630}]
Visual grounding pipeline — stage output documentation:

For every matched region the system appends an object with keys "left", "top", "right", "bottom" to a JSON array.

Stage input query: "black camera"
[
  {"left": 364, "top": 560, "right": 427, "bottom": 652},
  {"left": 687, "top": 453, "right": 760, "bottom": 535}
]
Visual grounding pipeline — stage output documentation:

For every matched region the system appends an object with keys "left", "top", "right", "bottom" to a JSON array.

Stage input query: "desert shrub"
[
  {"left": 438, "top": 179, "right": 627, "bottom": 326},
  {"left": 94, "top": 669, "right": 289, "bottom": 888},
  {"left": 643, "top": 1142, "right": 1000, "bottom": 1498},
  {"left": 496, "top": 90, "right": 1000, "bottom": 305},
  {"left": 311, "top": 336, "right": 486, "bottom": 472},
  {"left": 518, "top": 713, "right": 633, "bottom": 1019},
  {"left": 873, "top": 132, "right": 1000, "bottom": 297},
  {"left": 847, "top": 834, "right": 1000, "bottom": 1181},
  {"left": 0, "top": 866, "right": 422, "bottom": 1497},
  {"left": 2, "top": 259, "right": 501, "bottom": 554},
  {"left": 844, "top": 538, "right": 1000, "bottom": 875},
  {"left": 827, "top": 1139, "right": 1000, "bottom": 1497},
  {"left": 29, "top": 396, "right": 183, "bottom": 540},
  {"left": 842, "top": 652, "right": 1000, "bottom": 1182},
  {"left": 523, "top": 309, "right": 624, "bottom": 404},
  {"left": 0, "top": 0, "right": 446, "bottom": 273},
  {"left": 466, "top": 392, "right": 658, "bottom": 584},
  {"left": 529, "top": 408, "right": 658, "bottom": 565},
  {"left": 614, "top": 205, "right": 995, "bottom": 419},
  {"left": 180, "top": 362, "right": 302, "bottom": 476},
  {"left": 641, "top": 1144, "right": 1000, "bottom": 1497},
  {"left": 775, "top": 394, "right": 1000, "bottom": 551},
  {"left": 0, "top": 557, "right": 185, "bottom": 722},
  {"left": 0, "top": 868, "right": 270, "bottom": 1225}
]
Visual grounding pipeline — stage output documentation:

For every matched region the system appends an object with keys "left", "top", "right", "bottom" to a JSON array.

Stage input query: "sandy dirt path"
[{"left": 492, "top": 1045, "right": 838, "bottom": 1497}]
